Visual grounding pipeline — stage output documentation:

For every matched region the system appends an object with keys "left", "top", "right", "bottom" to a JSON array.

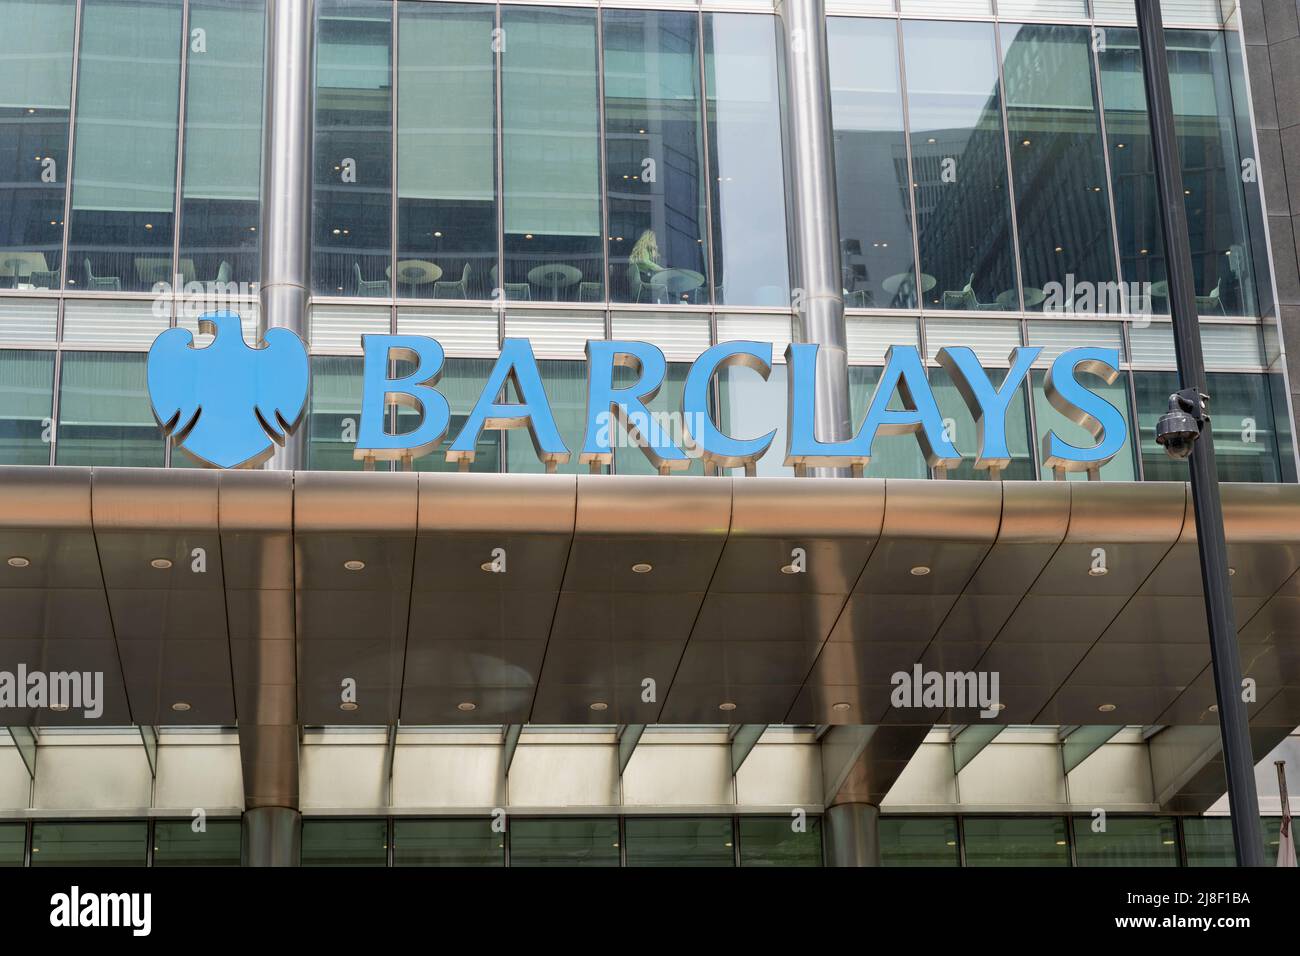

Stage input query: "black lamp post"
[{"left": 1134, "top": 0, "right": 1264, "bottom": 866}]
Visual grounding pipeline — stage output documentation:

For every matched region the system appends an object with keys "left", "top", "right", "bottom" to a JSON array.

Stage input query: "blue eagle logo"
[{"left": 147, "top": 311, "right": 309, "bottom": 469}]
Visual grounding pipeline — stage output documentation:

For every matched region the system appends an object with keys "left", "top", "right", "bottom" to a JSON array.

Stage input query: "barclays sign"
[{"left": 147, "top": 311, "right": 1128, "bottom": 474}]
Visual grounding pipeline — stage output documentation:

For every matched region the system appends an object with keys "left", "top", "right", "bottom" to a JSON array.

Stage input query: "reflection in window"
[
  {"left": 0, "top": 823, "right": 22, "bottom": 865},
  {"left": 0, "top": 0, "right": 75, "bottom": 291},
  {"left": 152, "top": 818, "right": 241, "bottom": 866},
  {"left": 604, "top": 10, "right": 708, "bottom": 307},
  {"left": 1001, "top": 23, "right": 1116, "bottom": 312},
  {"left": 902, "top": 20, "right": 1016, "bottom": 312},
  {"left": 930, "top": 365, "right": 1035, "bottom": 479},
  {"left": 178, "top": 0, "right": 263, "bottom": 290},
  {"left": 738, "top": 816, "right": 822, "bottom": 866},
  {"left": 962, "top": 816, "right": 1070, "bottom": 866},
  {"left": 612, "top": 361, "right": 703, "bottom": 476},
  {"left": 1072, "top": 815, "right": 1178, "bottom": 866},
  {"left": 849, "top": 366, "right": 928, "bottom": 478},
  {"left": 504, "top": 358, "right": 586, "bottom": 475},
  {"left": 307, "top": 355, "right": 364, "bottom": 471},
  {"left": 301, "top": 818, "right": 387, "bottom": 866},
  {"left": 1134, "top": 372, "right": 1286, "bottom": 482},
  {"left": 393, "top": 819, "right": 504, "bottom": 866},
  {"left": 705, "top": 13, "right": 790, "bottom": 307},
  {"left": 55, "top": 352, "right": 163, "bottom": 467},
  {"left": 624, "top": 817, "right": 735, "bottom": 867},
  {"left": 66, "top": 0, "right": 182, "bottom": 293},
  {"left": 509, "top": 818, "right": 620, "bottom": 867},
  {"left": 1098, "top": 29, "right": 1260, "bottom": 317},
  {"left": 828, "top": 17, "right": 915, "bottom": 310},
  {"left": 717, "top": 362, "right": 788, "bottom": 477},
  {"left": 397, "top": 2, "right": 495, "bottom": 301},
  {"left": 1183, "top": 816, "right": 1298, "bottom": 867},
  {"left": 501, "top": 6, "right": 602, "bottom": 304},
  {"left": 399, "top": 357, "right": 501, "bottom": 473},
  {"left": 31, "top": 821, "right": 147, "bottom": 866},
  {"left": 0, "top": 349, "right": 53, "bottom": 464},
  {"left": 880, "top": 816, "right": 960, "bottom": 866},
  {"left": 312, "top": 0, "right": 393, "bottom": 296},
  {"left": 1031, "top": 368, "right": 1135, "bottom": 480}
]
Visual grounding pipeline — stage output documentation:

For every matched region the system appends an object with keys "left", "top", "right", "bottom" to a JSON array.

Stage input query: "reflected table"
[
  {"left": 528, "top": 263, "right": 582, "bottom": 301},
  {"left": 997, "top": 287, "right": 1046, "bottom": 310},
  {"left": 388, "top": 260, "right": 443, "bottom": 290},
  {"left": 882, "top": 272, "right": 936, "bottom": 305},
  {"left": 650, "top": 268, "right": 706, "bottom": 303}
]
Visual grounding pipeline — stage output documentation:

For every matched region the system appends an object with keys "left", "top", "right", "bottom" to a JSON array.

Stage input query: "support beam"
[
  {"left": 139, "top": 725, "right": 158, "bottom": 778},
  {"left": 729, "top": 724, "right": 766, "bottom": 775},
  {"left": 951, "top": 724, "right": 1003, "bottom": 774},
  {"left": 617, "top": 724, "right": 646, "bottom": 775},
  {"left": 503, "top": 724, "right": 523, "bottom": 776},
  {"left": 824, "top": 803, "right": 881, "bottom": 867},
  {"left": 242, "top": 806, "right": 300, "bottom": 867},
  {"left": 1151, "top": 725, "right": 1294, "bottom": 814},
  {"left": 821, "top": 725, "right": 930, "bottom": 807},
  {"left": 5, "top": 727, "right": 35, "bottom": 779},
  {"left": 1060, "top": 725, "right": 1124, "bottom": 774},
  {"left": 384, "top": 723, "right": 398, "bottom": 804}
]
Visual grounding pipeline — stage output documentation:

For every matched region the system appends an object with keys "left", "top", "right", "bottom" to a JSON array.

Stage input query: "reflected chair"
[
  {"left": 578, "top": 279, "right": 602, "bottom": 302},
  {"left": 28, "top": 269, "right": 58, "bottom": 290},
  {"left": 434, "top": 263, "right": 471, "bottom": 299},
  {"left": 83, "top": 258, "right": 121, "bottom": 291},
  {"left": 1196, "top": 279, "right": 1225, "bottom": 315},
  {"left": 213, "top": 260, "right": 232, "bottom": 285},
  {"left": 941, "top": 273, "right": 980, "bottom": 310},
  {"left": 489, "top": 265, "right": 530, "bottom": 301},
  {"left": 353, "top": 261, "right": 389, "bottom": 297}
]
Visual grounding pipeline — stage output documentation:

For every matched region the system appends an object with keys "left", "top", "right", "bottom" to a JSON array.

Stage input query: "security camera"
[{"left": 1155, "top": 390, "right": 1204, "bottom": 461}]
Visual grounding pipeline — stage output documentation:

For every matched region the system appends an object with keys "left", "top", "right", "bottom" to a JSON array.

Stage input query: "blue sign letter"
[
  {"left": 355, "top": 334, "right": 451, "bottom": 461},
  {"left": 1040, "top": 346, "right": 1127, "bottom": 473},
  {"left": 935, "top": 345, "right": 1040, "bottom": 471},
  {"left": 682, "top": 341, "right": 775, "bottom": 471},
  {"left": 581, "top": 340, "right": 688, "bottom": 472}
]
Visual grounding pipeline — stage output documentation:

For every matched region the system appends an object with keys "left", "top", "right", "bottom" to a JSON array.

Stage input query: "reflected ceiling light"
[
  {"left": 631, "top": 563, "right": 653, "bottom": 574},
  {"left": 433, "top": 231, "right": 442, "bottom": 237},
  {"left": 638, "top": 129, "right": 646, "bottom": 134},
  {"left": 150, "top": 558, "right": 173, "bottom": 570},
  {"left": 332, "top": 228, "right": 341, "bottom": 235},
  {"left": 339, "top": 701, "right": 358, "bottom": 712},
  {"left": 832, "top": 702, "right": 852, "bottom": 712},
  {"left": 1054, "top": 246, "right": 1064, "bottom": 254},
  {"left": 144, "top": 223, "right": 153, "bottom": 230},
  {"left": 1163, "top": 839, "right": 1176, "bottom": 845},
  {"left": 1097, "top": 703, "right": 1117, "bottom": 713},
  {"left": 946, "top": 840, "right": 957, "bottom": 847},
  {"left": 457, "top": 701, "right": 477, "bottom": 712},
  {"left": 724, "top": 842, "right": 733, "bottom": 848},
  {"left": 1055, "top": 840, "right": 1067, "bottom": 846},
  {"left": 1140, "top": 248, "right": 1149, "bottom": 255},
  {"left": 343, "top": 560, "right": 366, "bottom": 572},
  {"left": 909, "top": 566, "right": 931, "bottom": 576},
  {"left": 1184, "top": 188, "right": 1192, "bottom": 195},
  {"left": 524, "top": 234, "right": 533, "bottom": 240},
  {"left": 1116, "top": 142, "right": 1126, "bottom": 148},
  {"left": 718, "top": 702, "right": 737, "bottom": 712},
  {"left": 927, "top": 137, "right": 936, "bottom": 144},
  {"left": 171, "top": 702, "right": 191, "bottom": 712},
  {"left": 1092, "top": 186, "right": 1102, "bottom": 192},
  {"left": 6, "top": 556, "right": 29, "bottom": 568},
  {"left": 589, "top": 701, "right": 608, "bottom": 712},
  {"left": 1021, "top": 138, "right": 1031, "bottom": 146}
]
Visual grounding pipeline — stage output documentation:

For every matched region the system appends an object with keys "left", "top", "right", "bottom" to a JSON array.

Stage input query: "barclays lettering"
[{"left": 147, "top": 314, "right": 1128, "bottom": 473}]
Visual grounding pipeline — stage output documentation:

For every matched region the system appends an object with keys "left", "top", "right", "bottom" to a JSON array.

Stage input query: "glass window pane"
[
  {"left": 849, "top": 365, "right": 928, "bottom": 478},
  {"left": 902, "top": 20, "right": 1017, "bottom": 313},
  {"left": 1031, "top": 367, "right": 1135, "bottom": 480},
  {"left": 0, "top": 348, "right": 53, "bottom": 464},
  {"left": 962, "top": 816, "right": 1070, "bottom": 866},
  {"left": 509, "top": 818, "right": 620, "bottom": 867},
  {"left": 624, "top": 817, "right": 735, "bottom": 867},
  {"left": 31, "top": 821, "right": 147, "bottom": 866},
  {"left": 1072, "top": 815, "right": 1179, "bottom": 866},
  {"left": 604, "top": 10, "right": 707, "bottom": 307},
  {"left": 503, "top": 358, "right": 586, "bottom": 475},
  {"left": 880, "top": 816, "right": 960, "bottom": 866},
  {"left": 829, "top": 17, "right": 915, "bottom": 310},
  {"left": 152, "top": 818, "right": 241, "bottom": 866},
  {"left": 1001, "top": 23, "right": 1116, "bottom": 313},
  {"left": 930, "top": 365, "right": 1034, "bottom": 479},
  {"left": 0, "top": 0, "right": 75, "bottom": 290},
  {"left": 307, "top": 355, "right": 364, "bottom": 471},
  {"left": 612, "top": 361, "right": 703, "bottom": 476},
  {"left": 301, "top": 818, "right": 387, "bottom": 866},
  {"left": 501, "top": 6, "right": 602, "bottom": 304},
  {"left": 0, "top": 823, "right": 24, "bottom": 866},
  {"left": 1135, "top": 371, "right": 1284, "bottom": 483},
  {"left": 396, "top": 2, "right": 495, "bottom": 302},
  {"left": 393, "top": 818, "right": 504, "bottom": 866},
  {"left": 56, "top": 351, "right": 164, "bottom": 466},
  {"left": 705, "top": 13, "right": 790, "bottom": 307},
  {"left": 738, "top": 816, "right": 822, "bottom": 866},
  {"left": 67, "top": 0, "right": 182, "bottom": 293},
  {"left": 399, "top": 356, "right": 501, "bottom": 473},
  {"left": 1184, "top": 816, "right": 1300, "bottom": 867},
  {"left": 313, "top": 0, "right": 393, "bottom": 297},
  {"left": 1098, "top": 29, "right": 1260, "bottom": 317},
  {"left": 178, "top": 0, "right": 264, "bottom": 289},
  {"left": 717, "top": 361, "right": 789, "bottom": 477}
]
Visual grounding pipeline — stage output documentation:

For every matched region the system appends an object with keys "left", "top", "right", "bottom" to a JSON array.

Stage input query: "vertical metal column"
[
  {"left": 1135, "top": 0, "right": 1264, "bottom": 866},
  {"left": 824, "top": 803, "right": 881, "bottom": 867},
  {"left": 777, "top": 0, "right": 851, "bottom": 478},
  {"left": 258, "top": 0, "right": 314, "bottom": 471}
]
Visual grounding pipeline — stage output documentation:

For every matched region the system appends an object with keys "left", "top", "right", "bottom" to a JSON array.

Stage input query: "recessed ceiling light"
[
  {"left": 1208, "top": 704, "right": 1219, "bottom": 713},
  {"left": 480, "top": 561, "right": 496, "bottom": 572},
  {"left": 1162, "top": 839, "right": 1176, "bottom": 845},
  {"left": 1088, "top": 565, "right": 1108, "bottom": 577},
  {"left": 832, "top": 702, "right": 852, "bottom": 712},
  {"left": 6, "top": 556, "right": 29, "bottom": 568},
  {"left": 457, "top": 701, "right": 477, "bottom": 712},
  {"left": 49, "top": 704, "right": 68, "bottom": 712},
  {"left": 718, "top": 702, "right": 737, "bottom": 712},
  {"left": 631, "top": 563, "right": 653, "bottom": 574},
  {"left": 1055, "top": 840, "right": 1067, "bottom": 846},
  {"left": 910, "top": 565, "right": 931, "bottom": 576},
  {"left": 150, "top": 558, "right": 172, "bottom": 570},
  {"left": 343, "top": 559, "right": 365, "bottom": 571},
  {"left": 589, "top": 701, "right": 608, "bottom": 712},
  {"left": 1228, "top": 567, "right": 1236, "bottom": 576},
  {"left": 339, "top": 701, "right": 358, "bottom": 712},
  {"left": 780, "top": 563, "right": 801, "bottom": 574},
  {"left": 171, "top": 702, "right": 191, "bottom": 712},
  {"left": 1097, "top": 703, "right": 1117, "bottom": 713},
  {"left": 993, "top": 703, "right": 1006, "bottom": 712},
  {"left": 946, "top": 840, "right": 957, "bottom": 846}
]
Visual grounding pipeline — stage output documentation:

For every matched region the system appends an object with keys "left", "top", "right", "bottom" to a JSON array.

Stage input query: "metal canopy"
[{"left": 3, "top": 467, "right": 1300, "bottom": 731}]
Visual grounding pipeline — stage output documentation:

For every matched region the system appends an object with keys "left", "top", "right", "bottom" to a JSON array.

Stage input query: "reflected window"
[
  {"left": 1001, "top": 23, "right": 1116, "bottom": 312},
  {"left": 612, "top": 361, "right": 703, "bottom": 476},
  {"left": 828, "top": 17, "right": 915, "bottom": 310},
  {"left": 624, "top": 817, "right": 735, "bottom": 867},
  {"left": 1184, "top": 816, "right": 1298, "bottom": 867},
  {"left": 312, "top": 0, "right": 393, "bottom": 296},
  {"left": 509, "top": 818, "right": 620, "bottom": 867},
  {"left": 0, "top": 0, "right": 75, "bottom": 291},
  {"left": 302, "top": 818, "right": 387, "bottom": 866},
  {"left": 849, "top": 365, "right": 929, "bottom": 479},
  {"left": 307, "top": 355, "right": 364, "bottom": 471},
  {"left": 1072, "top": 815, "right": 1178, "bottom": 866},
  {"left": 66, "top": 0, "right": 182, "bottom": 293},
  {"left": 880, "top": 816, "right": 960, "bottom": 866},
  {"left": 930, "top": 364, "right": 1034, "bottom": 479},
  {"left": 399, "top": 357, "right": 501, "bottom": 473},
  {"left": 501, "top": 6, "right": 602, "bottom": 304},
  {"left": 1031, "top": 367, "right": 1135, "bottom": 480},
  {"left": 717, "top": 361, "right": 789, "bottom": 477},
  {"left": 55, "top": 352, "right": 163, "bottom": 466},
  {"left": 0, "top": 823, "right": 23, "bottom": 866},
  {"left": 902, "top": 20, "right": 1016, "bottom": 312},
  {"left": 503, "top": 358, "right": 586, "bottom": 475},
  {"left": 152, "top": 819, "right": 241, "bottom": 866},
  {"left": 738, "top": 816, "right": 822, "bottom": 866},
  {"left": 962, "top": 816, "right": 1070, "bottom": 866},
  {"left": 0, "top": 349, "right": 53, "bottom": 464},
  {"left": 393, "top": 818, "right": 504, "bottom": 866},
  {"left": 705, "top": 13, "right": 790, "bottom": 307},
  {"left": 31, "top": 821, "right": 147, "bottom": 866},
  {"left": 604, "top": 10, "right": 708, "bottom": 307},
  {"left": 178, "top": 0, "right": 264, "bottom": 290},
  {"left": 396, "top": 2, "right": 496, "bottom": 302}
]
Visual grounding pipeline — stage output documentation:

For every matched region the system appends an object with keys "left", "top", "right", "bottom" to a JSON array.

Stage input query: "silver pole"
[
  {"left": 258, "top": 0, "right": 314, "bottom": 471},
  {"left": 776, "top": 0, "right": 851, "bottom": 478}
]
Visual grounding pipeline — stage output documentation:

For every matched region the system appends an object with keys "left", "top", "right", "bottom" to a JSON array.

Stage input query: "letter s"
[{"left": 1040, "top": 347, "right": 1127, "bottom": 473}]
